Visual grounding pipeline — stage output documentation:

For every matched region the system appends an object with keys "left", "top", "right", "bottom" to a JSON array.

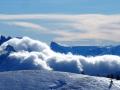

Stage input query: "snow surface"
[{"left": 0, "top": 70, "right": 120, "bottom": 90}]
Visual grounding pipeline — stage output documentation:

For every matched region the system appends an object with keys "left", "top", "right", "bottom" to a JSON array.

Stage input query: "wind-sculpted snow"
[
  {"left": 1, "top": 37, "right": 120, "bottom": 77},
  {"left": 1, "top": 70, "right": 120, "bottom": 90}
]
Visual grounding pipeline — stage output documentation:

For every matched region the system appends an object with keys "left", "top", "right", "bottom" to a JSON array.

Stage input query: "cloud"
[
  {"left": 0, "top": 14, "right": 86, "bottom": 20},
  {"left": 1, "top": 37, "right": 120, "bottom": 76},
  {"left": 9, "top": 51, "right": 51, "bottom": 71},
  {"left": 5, "top": 21, "right": 47, "bottom": 30},
  {"left": 1, "top": 14, "right": 120, "bottom": 44},
  {"left": 1, "top": 36, "right": 50, "bottom": 52}
]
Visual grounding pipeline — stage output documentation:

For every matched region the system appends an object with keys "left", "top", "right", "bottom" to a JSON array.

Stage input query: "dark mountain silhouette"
[
  {"left": 0, "top": 35, "right": 11, "bottom": 45},
  {"left": 50, "top": 42, "right": 120, "bottom": 56}
]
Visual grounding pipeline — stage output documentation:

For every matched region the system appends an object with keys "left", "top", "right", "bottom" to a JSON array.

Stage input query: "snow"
[{"left": 0, "top": 70, "right": 120, "bottom": 90}]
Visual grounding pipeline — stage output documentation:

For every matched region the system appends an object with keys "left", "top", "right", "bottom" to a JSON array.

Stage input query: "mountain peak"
[{"left": 0, "top": 35, "right": 11, "bottom": 45}]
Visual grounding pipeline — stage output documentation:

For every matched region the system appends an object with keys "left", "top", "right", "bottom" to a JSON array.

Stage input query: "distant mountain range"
[
  {"left": 1, "top": 35, "right": 120, "bottom": 56},
  {"left": 50, "top": 42, "right": 120, "bottom": 56}
]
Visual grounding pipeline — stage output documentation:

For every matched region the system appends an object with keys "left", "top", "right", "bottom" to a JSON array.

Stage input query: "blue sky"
[
  {"left": 0, "top": 0, "right": 120, "bottom": 14},
  {"left": 0, "top": 0, "right": 120, "bottom": 45}
]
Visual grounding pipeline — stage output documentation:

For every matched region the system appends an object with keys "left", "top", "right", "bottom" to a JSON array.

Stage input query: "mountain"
[
  {"left": 0, "top": 35, "right": 11, "bottom": 45},
  {"left": 1, "top": 36, "right": 120, "bottom": 56},
  {"left": 50, "top": 42, "right": 120, "bottom": 56},
  {"left": 0, "top": 70, "right": 120, "bottom": 90}
]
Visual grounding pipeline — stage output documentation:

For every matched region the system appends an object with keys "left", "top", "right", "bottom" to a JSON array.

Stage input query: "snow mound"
[{"left": 0, "top": 70, "right": 120, "bottom": 90}]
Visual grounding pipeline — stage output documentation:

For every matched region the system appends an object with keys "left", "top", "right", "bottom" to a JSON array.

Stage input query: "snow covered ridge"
[
  {"left": 1, "top": 36, "right": 120, "bottom": 77},
  {"left": 0, "top": 70, "right": 120, "bottom": 90}
]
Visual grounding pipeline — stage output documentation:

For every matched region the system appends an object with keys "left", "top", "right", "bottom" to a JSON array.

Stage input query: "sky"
[{"left": 0, "top": 0, "right": 120, "bottom": 46}]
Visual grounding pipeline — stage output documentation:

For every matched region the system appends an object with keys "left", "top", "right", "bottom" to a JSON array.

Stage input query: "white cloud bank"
[
  {"left": 1, "top": 14, "right": 120, "bottom": 44},
  {"left": 1, "top": 37, "right": 120, "bottom": 76}
]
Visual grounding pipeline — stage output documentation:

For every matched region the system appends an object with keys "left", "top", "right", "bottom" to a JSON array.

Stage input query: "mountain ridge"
[{"left": 50, "top": 41, "right": 120, "bottom": 56}]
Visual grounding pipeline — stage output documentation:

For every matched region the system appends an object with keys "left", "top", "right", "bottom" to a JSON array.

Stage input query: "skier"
[{"left": 109, "top": 78, "right": 113, "bottom": 89}]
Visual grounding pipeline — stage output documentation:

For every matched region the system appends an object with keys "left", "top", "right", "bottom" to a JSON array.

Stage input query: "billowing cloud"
[
  {"left": 1, "top": 37, "right": 50, "bottom": 51},
  {"left": 9, "top": 51, "right": 52, "bottom": 71},
  {"left": 1, "top": 37, "right": 120, "bottom": 76}
]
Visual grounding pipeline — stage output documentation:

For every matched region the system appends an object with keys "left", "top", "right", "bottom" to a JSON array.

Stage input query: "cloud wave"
[{"left": 1, "top": 37, "right": 120, "bottom": 76}]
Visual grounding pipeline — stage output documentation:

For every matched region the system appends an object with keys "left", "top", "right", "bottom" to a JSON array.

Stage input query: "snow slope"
[{"left": 0, "top": 70, "right": 120, "bottom": 90}]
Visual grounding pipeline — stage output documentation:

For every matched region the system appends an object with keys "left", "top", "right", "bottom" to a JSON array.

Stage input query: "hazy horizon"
[{"left": 0, "top": 0, "right": 120, "bottom": 46}]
